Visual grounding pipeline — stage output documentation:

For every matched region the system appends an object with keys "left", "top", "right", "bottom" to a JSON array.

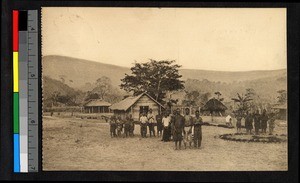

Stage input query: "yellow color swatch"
[{"left": 13, "top": 51, "right": 19, "bottom": 92}]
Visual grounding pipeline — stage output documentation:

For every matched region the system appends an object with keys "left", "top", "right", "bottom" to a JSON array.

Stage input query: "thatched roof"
[
  {"left": 84, "top": 99, "right": 111, "bottom": 107},
  {"left": 110, "top": 92, "right": 164, "bottom": 111},
  {"left": 201, "top": 98, "right": 227, "bottom": 112}
]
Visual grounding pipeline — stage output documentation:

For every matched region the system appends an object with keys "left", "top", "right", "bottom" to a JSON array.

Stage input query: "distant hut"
[
  {"left": 272, "top": 103, "right": 287, "bottom": 120},
  {"left": 84, "top": 99, "right": 111, "bottom": 113},
  {"left": 109, "top": 92, "right": 165, "bottom": 121},
  {"left": 201, "top": 98, "right": 227, "bottom": 121}
]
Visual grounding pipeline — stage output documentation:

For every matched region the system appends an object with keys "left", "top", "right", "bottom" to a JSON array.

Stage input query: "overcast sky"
[{"left": 42, "top": 8, "right": 286, "bottom": 71}]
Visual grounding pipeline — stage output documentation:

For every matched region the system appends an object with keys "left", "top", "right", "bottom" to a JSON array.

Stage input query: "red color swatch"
[{"left": 13, "top": 10, "right": 19, "bottom": 51}]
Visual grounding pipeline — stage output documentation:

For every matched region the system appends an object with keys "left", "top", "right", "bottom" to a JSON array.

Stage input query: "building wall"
[
  {"left": 131, "top": 95, "right": 161, "bottom": 121},
  {"left": 84, "top": 106, "right": 110, "bottom": 113}
]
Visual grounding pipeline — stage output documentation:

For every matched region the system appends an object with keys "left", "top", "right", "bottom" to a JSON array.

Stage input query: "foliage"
[
  {"left": 182, "top": 90, "right": 200, "bottom": 106},
  {"left": 120, "top": 59, "right": 185, "bottom": 103},
  {"left": 231, "top": 92, "right": 253, "bottom": 114},
  {"left": 92, "top": 76, "right": 113, "bottom": 99},
  {"left": 277, "top": 90, "right": 287, "bottom": 104},
  {"left": 84, "top": 92, "right": 100, "bottom": 101},
  {"left": 214, "top": 91, "right": 224, "bottom": 101}
]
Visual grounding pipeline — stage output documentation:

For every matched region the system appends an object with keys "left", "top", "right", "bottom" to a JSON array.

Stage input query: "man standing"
[
  {"left": 173, "top": 108, "right": 185, "bottom": 150},
  {"left": 147, "top": 109, "right": 156, "bottom": 137},
  {"left": 109, "top": 116, "right": 117, "bottom": 138},
  {"left": 183, "top": 108, "right": 193, "bottom": 149},
  {"left": 128, "top": 114, "right": 135, "bottom": 137},
  {"left": 156, "top": 111, "right": 163, "bottom": 137},
  {"left": 140, "top": 113, "right": 148, "bottom": 138},
  {"left": 194, "top": 110, "right": 204, "bottom": 149},
  {"left": 124, "top": 114, "right": 132, "bottom": 138},
  {"left": 245, "top": 111, "right": 253, "bottom": 134},
  {"left": 253, "top": 110, "right": 261, "bottom": 135},
  {"left": 268, "top": 112, "right": 276, "bottom": 135},
  {"left": 170, "top": 109, "right": 177, "bottom": 141},
  {"left": 236, "top": 112, "right": 243, "bottom": 133},
  {"left": 260, "top": 109, "right": 268, "bottom": 134}
]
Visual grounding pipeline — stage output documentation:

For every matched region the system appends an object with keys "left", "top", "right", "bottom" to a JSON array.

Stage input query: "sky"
[{"left": 42, "top": 8, "right": 286, "bottom": 71}]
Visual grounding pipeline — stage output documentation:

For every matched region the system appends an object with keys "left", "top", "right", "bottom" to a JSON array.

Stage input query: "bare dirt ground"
[{"left": 43, "top": 116, "right": 287, "bottom": 171}]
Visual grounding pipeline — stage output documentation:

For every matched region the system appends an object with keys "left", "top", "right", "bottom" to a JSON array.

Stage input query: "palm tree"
[{"left": 231, "top": 93, "right": 253, "bottom": 115}]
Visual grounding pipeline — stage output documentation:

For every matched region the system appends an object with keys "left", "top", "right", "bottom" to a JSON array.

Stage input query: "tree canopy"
[{"left": 120, "top": 59, "right": 185, "bottom": 103}]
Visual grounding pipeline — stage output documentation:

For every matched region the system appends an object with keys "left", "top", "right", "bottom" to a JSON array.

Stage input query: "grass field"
[{"left": 42, "top": 115, "right": 287, "bottom": 171}]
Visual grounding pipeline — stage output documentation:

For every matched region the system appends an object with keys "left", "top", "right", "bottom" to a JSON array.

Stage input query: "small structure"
[
  {"left": 201, "top": 98, "right": 227, "bottom": 116},
  {"left": 272, "top": 103, "right": 287, "bottom": 120},
  {"left": 109, "top": 92, "right": 165, "bottom": 121},
  {"left": 83, "top": 99, "right": 111, "bottom": 113}
]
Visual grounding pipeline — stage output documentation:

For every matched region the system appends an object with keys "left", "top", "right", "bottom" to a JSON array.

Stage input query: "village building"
[
  {"left": 83, "top": 99, "right": 111, "bottom": 113},
  {"left": 201, "top": 98, "right": 228, "bottom": 116},
  {"left": 109, "top": 92, "right": 165, "bottom": 121},
  {"left": 272, "top": 103, "right": 287, "bottom": 120}
]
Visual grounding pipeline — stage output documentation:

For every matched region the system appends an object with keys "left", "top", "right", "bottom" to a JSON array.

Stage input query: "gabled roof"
[
  {"left": 110, "top": 92, "right": 164, "bottom": 111},
  {"left": 84, "top": 99, "right": 111, "bottom": 107}
]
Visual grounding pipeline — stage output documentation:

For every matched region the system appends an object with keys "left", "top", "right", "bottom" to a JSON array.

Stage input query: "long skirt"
[{"left": 162, "top": 127, "right": 170, "bottom": 141}]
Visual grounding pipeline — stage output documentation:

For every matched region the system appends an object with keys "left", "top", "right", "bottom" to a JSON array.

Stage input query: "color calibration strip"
[{"left": 13, "top": 10, "right": 39, "bottom": 173}]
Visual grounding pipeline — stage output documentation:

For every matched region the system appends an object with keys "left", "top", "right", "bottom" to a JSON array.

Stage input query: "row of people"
[
  {"left": 109, "top": 115, "right": 135, "bottom": 138},
  {"left": 155, "top": 108, "right": 204, "bottom": 150},
  {"left": 236, "top": 109, "right": 277, "bottom": 135}
]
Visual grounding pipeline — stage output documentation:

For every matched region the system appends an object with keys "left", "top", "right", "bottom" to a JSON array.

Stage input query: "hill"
[
  {"left": 42, "top": 55, "right": 129, "bottom": 91},
  {"left": 42, "top": 55, "right": 287, "bottom": 91},
  {"left": 180, "top": 69, "right": 286, "bottom": 84},
  {"left": 42, "top": 76, "right": 84, "bottom": 107}
]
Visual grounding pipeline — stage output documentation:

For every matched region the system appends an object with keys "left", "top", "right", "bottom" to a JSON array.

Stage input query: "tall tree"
[
  {"left": 120, "top": 59, "right": 185, "bottom": 103},
  {"left": 92, "top": 76, "right": 113, "bottom": 99},
  {"left": 183, "top": 90, "right": 200, "bottom": 107},
  {"left": 231, "top": 93, "right": 253, "bottom": 114}
]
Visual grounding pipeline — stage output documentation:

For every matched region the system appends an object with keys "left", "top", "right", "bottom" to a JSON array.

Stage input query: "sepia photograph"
[{"left": 41, "top": 7, "right": 287, "bottom": 171}]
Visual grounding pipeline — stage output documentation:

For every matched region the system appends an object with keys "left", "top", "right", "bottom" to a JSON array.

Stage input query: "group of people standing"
[
  {"left": 236, "top": 109, "right": 277, "bottom": 135},
  {"left": 141, "top": 108, "right": 204, "bottom": 150},
  {"left": 109, "top": 114, "right": 135, "bottom": 138}
]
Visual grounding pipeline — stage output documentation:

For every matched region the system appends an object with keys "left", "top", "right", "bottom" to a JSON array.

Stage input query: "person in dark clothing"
[
  {"left": 128, "top": 114, "right": 135, "bottom": 137},
  {"left": 162, "top": 112, "right": 171, "bottom": 142},
  {"left": 170, "top": 110, "right": 177, "bottom": 141},
  {"left": 109, "top": 116, "right": 117, "bottom": 137},
  {"left": 124, "top": 115, "right": 131, "bottom": 138},
  {"left": 236, "top": 112, "right": 243, "bottom": 133},
  {"left": 245, "top": 111, "right": 253, "bottom": 134},
  {"left": 173, "top": 109, "right": 185, "bottom": 150},
  {"left": 253, "top": 110, "right": 261, "bottom": 135},
  {"left": 156, "top": 112, "right": 163, "bottom": 137},
  {"left": 268, "top": 112, "right": 276, "bottom": 135},
  {"left": 260, "top": 109, "right": 268, "bottom": 134},
  {"left": 116, "top": 116, "right": 123, "bottom": 137},
  {"left": 194, "top": 110, "right": 204, "bottom": 149}
]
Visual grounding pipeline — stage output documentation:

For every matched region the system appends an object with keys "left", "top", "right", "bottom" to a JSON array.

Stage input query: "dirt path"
[{"left": 42, "top": 116, "right": 287, "bottom": 171}]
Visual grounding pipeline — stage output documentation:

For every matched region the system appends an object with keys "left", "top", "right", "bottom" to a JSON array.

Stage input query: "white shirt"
[
  {"left": 162, "top": 116, "right": 171, "bottom": 127},
  {"left": 226, "top": 115, "right": 232, "bottom": 123},
  {"left": 140, "top": 116, "right": 148, "bottom": 124}
]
